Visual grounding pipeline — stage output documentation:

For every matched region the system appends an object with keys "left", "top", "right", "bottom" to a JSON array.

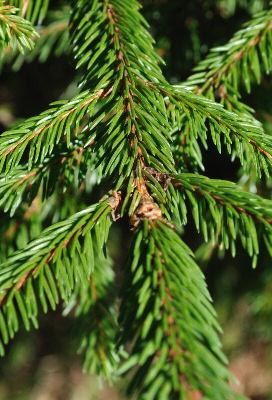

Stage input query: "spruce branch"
[
  {"left": 0, "top": 199, "right": 112, "bottom": 354},
  {"left": 166, "top": 173, "right": 272, "bottom": 264},
  {"left": 167, "top": 85, "right": 272, "bottom": 176},
  {"left": 0, "top": 89, "right": 109, "bottom": 174},
  {"left": 9, "top": 0, "right": 50, "bottom": 24},
  {"left": 186, "top": 7, "right": 272, "bottom": 98},
  {"left": 71, "top": 0, "right": 175, "bottom": 185},
  {"left": 73, "top": 258, "right": 119, "bottom": 377},
  {"left": 119, "top": 220, "right": 243, "bottom": 400},
  {"left": 171, "top": 5, "right": 272, "bottom": 172},
  {"left": 1, "top": 8, "right": 69, "bottom": 70},
  {"left": 0, "top": 3, "right": 38, "bottom": 53},
  {"left": 142, "top": 167, "right": 272, "bottom": 263},
  {"left": 0, "top": 137, "right": 95, "bottom": 216},
  {"left": 0, "top": 0, "right": 271, "bottom": 395}
]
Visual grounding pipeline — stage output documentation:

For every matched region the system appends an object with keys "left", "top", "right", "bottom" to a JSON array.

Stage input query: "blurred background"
[{"left": 0, "top": 0, "right": 272, "bottom": 398}]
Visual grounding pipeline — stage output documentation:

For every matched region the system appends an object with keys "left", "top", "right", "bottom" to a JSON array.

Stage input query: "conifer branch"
[
  {"left": 171, "top": 5, "right": 272, "bottom": 171},
  {"left": 71, "top": 0, "right": 175, "bottom": 186},
  {"left": 74, "top": 259, "right": 119, "bottom": 377},
  {"left": 142, "top": 167, "right": 272, "bottom": 263},
  {"left": 167, "top": 173, "right": 272, "bottom": 264},
  {"left": 0, "top": 3, "right": 38, "bottom": 53},
  {"left": 119, "top": 220, "right": 243, "bottom": 399},
  {"left": 0, "top": 138, "right": 95, "bottom": 216},
  {"left": 167, "top": 85, "right": 272, "bottom": 176},
  {"left": 186, "top": 7, "right": 272, "bottom": 97},
  {"left": 9, "top": 0, "right": 50, "bottom": 24},
  {"left": 1, "top": 0, "right": 271, "bottom": 395},
  {"left": 0, "top": 90, "right": 108, "bottom": 174},
  {"left": 0, "top": 199, "right": 112, "bottom": 354},
  {"left": 1, "top": 8, "right": 69, "bottom": 70}
]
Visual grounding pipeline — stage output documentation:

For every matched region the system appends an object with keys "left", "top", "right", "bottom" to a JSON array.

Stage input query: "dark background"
[{"left": 0, "top": 1, "right": 272, "bottom": 399}]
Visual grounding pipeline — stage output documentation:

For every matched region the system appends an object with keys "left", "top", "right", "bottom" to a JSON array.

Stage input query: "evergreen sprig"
[
  {"left": 0, "top": 90, "right": 104, "bottom": 173},
  {"left": 0, "top": 3, "right": 38, "bottom": 53},
  {"left": 169, "top": 173, "right": 272, "bottom": 264},
  {"left": 119, "top": 220, "right": 242, "bottom": 399},
  {"left": 0, "top": 0, "right": 272, "bottom": 398},
  {"left": 9, "top": 0, "right": 50, "bottom": 24},
  {"left": 74, "top": 258, "right": 119, "bottom": 377},
  {"left": 168, "top": 85, "right": 272, "bottom": 176},
  {"left": 1, "top": 8, "right": 69, "bottom": 70},
  {"left": 186, "top": 7, "right": 272, "bottom": 100},
  {"left": 0, "top": 137, "right": 93, "bottom": 216},
  {"left": 71, "top": 0, "right": 175, "bottom": 184},
  {"left": 172, "top": 5, "right": 272, "bottom": 171},
  {"left": 0, "top": 199, "right": 112, "bottom": 355}
]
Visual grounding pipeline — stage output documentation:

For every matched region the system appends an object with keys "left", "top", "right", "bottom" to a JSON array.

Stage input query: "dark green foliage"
[
  {"left": 1, "top": 7, "right": 69, "bottom": 70},
  {"left": 0, "top": 2, "right": 38, "bottom": 53},
  {"left": 170, "top": 174, "right": 272, "bottom": 264},
  {"left": 10, "top": 0, "right": 50, "bottom": 24},
  {"left": 0, "top": 0, "right": 272, "bottom": 398},
  {"left": 119, "top": 220, "right": 242, "bottom": 399},
  {"left": 173, "top": 8, "right": 272, "bottom": 172},
  {"left": 0, "top": 201, "right": 111, "bottom": 355},
  {"left": 187, "top": 8, "right": 272, "bottom": 98},
  {"left": 75, "top": 257, "right": 118, "bottom": 377}
]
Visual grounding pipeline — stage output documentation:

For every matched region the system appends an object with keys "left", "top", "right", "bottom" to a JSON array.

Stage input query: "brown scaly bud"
[
  {"left": 108, "top": 191, "right": 122, "bottom": 221},
  {"left": 130, "top": 193, "right": 163, "bottom": 229},
  {"left": 167, "top": 315, "right": 175, "bottom": 325}
]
